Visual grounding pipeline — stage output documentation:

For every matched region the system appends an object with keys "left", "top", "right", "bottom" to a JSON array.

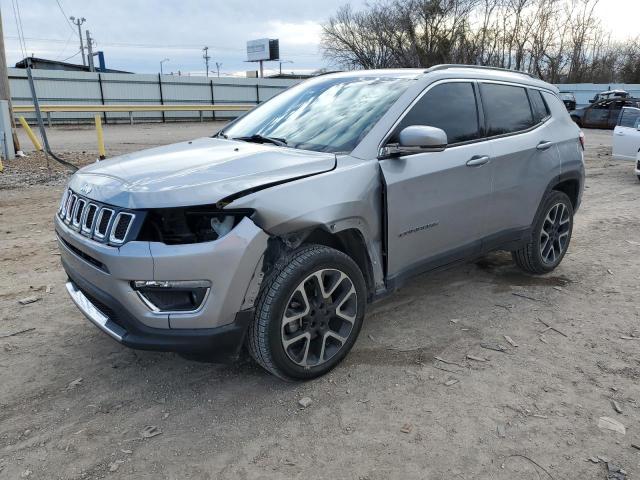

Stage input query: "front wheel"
[
  {"left": 512, "top": 191, "right": 574, "bottom": 274},
  {"left": 247, "top": 245, "right": 366, "bottom": 380}
]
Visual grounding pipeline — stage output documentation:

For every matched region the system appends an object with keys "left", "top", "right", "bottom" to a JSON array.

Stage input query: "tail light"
[{"left": 578, "top": 130, "right": 585, "bottom": 150}]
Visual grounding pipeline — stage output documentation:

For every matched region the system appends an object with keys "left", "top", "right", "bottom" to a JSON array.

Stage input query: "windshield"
[{"left": 221, "top": 75, "right": 415, "bottom": 153}]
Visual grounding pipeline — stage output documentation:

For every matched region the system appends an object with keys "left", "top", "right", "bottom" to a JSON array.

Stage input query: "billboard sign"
[{"left": 247, "top": 38, "right": 279, "bottom": 62}]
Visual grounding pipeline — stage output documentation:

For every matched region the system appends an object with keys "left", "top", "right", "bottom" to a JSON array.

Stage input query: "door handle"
[
  {"left": 615, "top": 131, "right": 624, "bottom": 135},
  {"left": 536, "top": 141, "right": 554, "bottom": 151},
  {"left": 466, "top": 155, "right": 490, "bottom": 167}
]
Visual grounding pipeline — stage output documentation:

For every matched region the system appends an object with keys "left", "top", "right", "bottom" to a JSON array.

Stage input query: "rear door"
[
  {"left": 613, "top": 107, "right": 640, "bottom": 160},
  {"left": 478, "top": 83, "right": 560, "bottom": 243},
  {"left": 379, "top": 81, "right": 492, "bottom": 282},
  {"left": 583, "top": 100, "right": 613, "bottom": 128}
]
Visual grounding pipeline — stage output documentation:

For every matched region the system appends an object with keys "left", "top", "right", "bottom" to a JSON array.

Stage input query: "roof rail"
[{"left": 424, "top": 64, "right": 538, "bottom": 79}]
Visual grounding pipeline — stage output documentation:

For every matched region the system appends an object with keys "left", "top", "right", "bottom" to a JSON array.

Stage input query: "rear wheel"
[
  {"left": 570, "top": 116, "right": 582, "bottom": 127},
  {"left": 512, "top": 191, "right": 574, "bottom": 274},
  {"left": 247, "top": 245, "right": 366, "bottom": 380}
]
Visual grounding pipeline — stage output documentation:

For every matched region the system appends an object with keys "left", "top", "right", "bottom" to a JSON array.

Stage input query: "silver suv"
[{"left": 56, "top": 65, "right": 584, "bottom": 380}]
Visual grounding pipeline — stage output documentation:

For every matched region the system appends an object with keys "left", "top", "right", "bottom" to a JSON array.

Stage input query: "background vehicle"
[
  {"left": 57, "top": 66, "right": 584, "bottom": 380},
  {"left": 560, "top": 92, "right": 577, "bottom": 110},
  {"left": 589, "top": 89, "right": 629, "bottom": 103},
  {"left": 613, "top": 106, "right": 640, "bottom": 164},
  {"left": 570, "top": 97, "right": 640, "bottom": 129}
]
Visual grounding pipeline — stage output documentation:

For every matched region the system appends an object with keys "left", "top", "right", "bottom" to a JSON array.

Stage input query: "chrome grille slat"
[
  {"left": 58, "top": 189, "right": 136, "bottom": 245},
  {"left": 94, "top": 208, "right": 114, "bottom": 239},
  {"left": 72, "top": 199, "right": 86, "bottom": 228},
  {"left": 65, "top": 194, "right": 77, "bottom": 222},
  {"left": 109, "top": 212, "right": 135, "bottom": 244},
  {"left": 82, "top": 204, "right": 98, "bottom": 234},
  {"left": 59, "top": 189, "right": 71, "bottom": 215}
]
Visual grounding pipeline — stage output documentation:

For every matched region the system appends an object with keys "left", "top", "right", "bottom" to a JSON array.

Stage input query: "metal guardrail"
[
  {"left": 14, "top": 103, "right": 256, "bottom": 125},
  {"left": 13, "top": 104, "right": 255, "bottom": 112}
]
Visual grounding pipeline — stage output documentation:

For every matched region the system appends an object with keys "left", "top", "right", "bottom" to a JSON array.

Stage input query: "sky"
[{"left": 1, "top": 0, "right": 638, "bottom": 77}]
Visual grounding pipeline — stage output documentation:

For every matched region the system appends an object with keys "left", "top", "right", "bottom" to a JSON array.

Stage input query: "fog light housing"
[{"left": 132, "top": 280, "right": 211, "bottom": 313}]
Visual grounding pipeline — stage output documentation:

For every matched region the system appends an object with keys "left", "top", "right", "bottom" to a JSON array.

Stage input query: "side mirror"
[
  {"left": 398, "top": 125, "right": 447, "bottom": 149},
  {"left": 380, "top": 125, "right": 448, "bottom": 158}
]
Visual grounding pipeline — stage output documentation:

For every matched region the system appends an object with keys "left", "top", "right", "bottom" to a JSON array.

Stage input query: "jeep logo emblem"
[{"left": 80, "top": 184, "right": 92, "bottom": 195}]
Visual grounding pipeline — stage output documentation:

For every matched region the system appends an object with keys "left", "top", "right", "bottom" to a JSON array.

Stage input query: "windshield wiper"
[{"left": 232, "top": 134, "right": 288, "bottom": 147}]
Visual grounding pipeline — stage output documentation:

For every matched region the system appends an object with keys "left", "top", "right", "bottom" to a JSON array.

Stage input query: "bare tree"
[{"left": 321, "top": 0, "right": 640, "bottom": 83}]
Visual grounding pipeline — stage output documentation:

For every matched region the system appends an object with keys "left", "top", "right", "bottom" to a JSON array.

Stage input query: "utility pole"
[
  {"left": 215, "top": 62, "right": 222, "bottom": 78},
  {"left": 279, "top": 60, "right": 293, "bottom": 75},
  {"left": 160, "top": 58, "right": 169, "bottom": 75},
  {"left": 69, "top": 16, "right": 86, "bottom": 66},
  {"left": 85, "top": 30, "right": 95, "bottom": 71},
  {"left": 0, "top": 7, "right": 20, "bottom": 154},
  {"left": 202, "top": 46, "right": 210, "bottom": 77}
]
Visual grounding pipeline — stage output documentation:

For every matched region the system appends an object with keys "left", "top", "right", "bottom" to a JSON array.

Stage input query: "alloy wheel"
[
  {"left": 539, "top": 202, "right": 571, "bottom": 265},
  {"left": 281, "top": 268, "right": 358, "bottom": 368}
]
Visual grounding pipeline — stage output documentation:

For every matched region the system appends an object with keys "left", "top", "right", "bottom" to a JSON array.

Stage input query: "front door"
[
  {"left": 613, "top": 107, "right": 640, "bottom": 160},
  {"left": 379, "top": 81, "right": 492, "bottom": 282}
]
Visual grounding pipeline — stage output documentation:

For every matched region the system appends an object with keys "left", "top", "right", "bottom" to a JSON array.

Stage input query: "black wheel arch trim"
[{"left": 543, "top": 171, "right": 583, "bottom": 212}]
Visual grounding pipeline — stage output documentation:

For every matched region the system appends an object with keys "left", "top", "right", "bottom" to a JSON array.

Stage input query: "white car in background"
[{"left": 612, "top": 106, "right": 640, "bottom": 180}]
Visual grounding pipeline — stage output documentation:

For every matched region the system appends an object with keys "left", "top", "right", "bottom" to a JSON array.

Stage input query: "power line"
[
  {"left": 60, "top": 49, "right": 81, "bottom": 62},
  {"left": 54, "top": 31, "right": 74, "bottom": 60},
  {"left": 54, "top": 0, "right": 76, "bottom": 35},
  {"left": 10, "top": 0, "right": 27, "bottom": 59}
]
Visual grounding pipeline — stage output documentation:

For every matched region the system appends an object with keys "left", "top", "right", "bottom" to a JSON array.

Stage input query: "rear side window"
[
  {"left": 394, "top": 82, "right": 480, "bottom": 144},
  {"left": 480, "top": 83, "right": 534, "bottom": 136},
  {"left": 619, "top": 108, "right": 640, "bottom": 128},
  {"left": 529, "top": 90, "right": 550, "bottom": 123}
]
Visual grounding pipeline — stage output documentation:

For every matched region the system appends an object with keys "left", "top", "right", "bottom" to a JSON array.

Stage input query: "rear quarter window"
[
  {"left": 480, "top": 83, "right": 534, "bottom": 136},
  {"left": 529, "top": 89, "right": 550, "bottom": 123}
]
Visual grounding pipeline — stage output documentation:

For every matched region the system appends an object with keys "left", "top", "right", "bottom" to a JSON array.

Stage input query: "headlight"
[
  {"left": 132, "top": 280, "right": 211, "bottom": 312},
  {"left": 137, "top": 207, "right": 252, "bottom": 245}
]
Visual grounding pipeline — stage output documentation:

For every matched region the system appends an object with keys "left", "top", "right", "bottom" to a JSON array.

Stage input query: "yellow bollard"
[
  {"left": 94, "top": 114, "right": 106, "bottom": 160},
  {"left": 18, "top": 116, "right": 43, "bottom": 151}
]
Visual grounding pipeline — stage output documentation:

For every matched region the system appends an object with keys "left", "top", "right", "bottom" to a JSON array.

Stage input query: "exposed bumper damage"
[{"left": 57, "top": 214, "right": 269, "bottom": 354}]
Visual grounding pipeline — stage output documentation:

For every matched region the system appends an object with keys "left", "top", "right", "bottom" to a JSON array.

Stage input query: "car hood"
[{"left": 68, "top": 137, "right": 336, "bottom": 209}]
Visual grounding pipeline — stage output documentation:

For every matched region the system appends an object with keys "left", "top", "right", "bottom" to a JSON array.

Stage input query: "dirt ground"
[{"left": 1, "top": 125, "right": 639, "bottom": 479}]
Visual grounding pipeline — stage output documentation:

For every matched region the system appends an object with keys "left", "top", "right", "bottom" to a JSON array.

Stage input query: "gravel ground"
[{"left": 1, "top": 126, "right": 639, "bottom": 479}]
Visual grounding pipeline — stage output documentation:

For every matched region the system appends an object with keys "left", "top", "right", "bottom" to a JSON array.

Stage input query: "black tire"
[
  {"left": 637, "top": 175, "right": 640, "bottom": 182},
  {"left": 570, "top": 116, "right": 582, "bottom": 127},
  {"left": 247, "top": 244, "right": 366, "bottom": 381},
  {"left": 512, "top": 190, "right": 574, "bottom": 274}
]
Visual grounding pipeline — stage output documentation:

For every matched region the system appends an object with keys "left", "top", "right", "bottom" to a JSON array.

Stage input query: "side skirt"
[{"left": 375, "top": 226, "right": 531, "bottom": 301}]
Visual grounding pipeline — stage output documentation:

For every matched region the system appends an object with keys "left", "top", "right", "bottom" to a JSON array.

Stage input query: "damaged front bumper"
[{"left": 56, "top": 214, "right": 269, "bottom": 356}]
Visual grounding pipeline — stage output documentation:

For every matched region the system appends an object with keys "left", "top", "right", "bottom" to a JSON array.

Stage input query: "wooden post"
[{"left": 0, "top": 7, "right": 20, "bottom": 152}]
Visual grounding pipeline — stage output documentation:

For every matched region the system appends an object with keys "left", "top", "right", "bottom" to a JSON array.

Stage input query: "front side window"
[
  {"left": 618, "top": 108, "right": 640, "bottom": 128},
  {"left": 480, "top": 83, "right": 534, "bottom": 136},
  {"left": 393, "top": 82, "right": 480, "bottom": 144},
  {"left": 221, "top": 75, "right": 415, "bottom": 153}
]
